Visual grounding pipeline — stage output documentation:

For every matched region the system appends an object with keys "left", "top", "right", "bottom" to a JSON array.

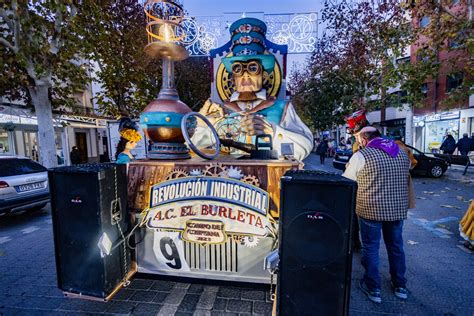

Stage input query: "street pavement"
[{"left": 0, "top": 153, "right": 473, "bottom": 315}]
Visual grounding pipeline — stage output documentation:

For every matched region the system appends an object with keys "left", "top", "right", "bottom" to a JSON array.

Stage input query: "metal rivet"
[{"left": 165, "top": 117, "right": 171, "bottom": 122}]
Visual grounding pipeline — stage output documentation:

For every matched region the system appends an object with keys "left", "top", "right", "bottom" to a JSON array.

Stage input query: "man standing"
[
  {"left": 456, "top": 133, "right": 471, "bottom": 156},
  {"left": 470, "top": 133, "right": 474, "bottom": 152},
  {"left": 70, "top": 146, "right": 81, "bottom": 165},
  {"left": 343, "top": 126, "right": 410, "bottom": 304}
]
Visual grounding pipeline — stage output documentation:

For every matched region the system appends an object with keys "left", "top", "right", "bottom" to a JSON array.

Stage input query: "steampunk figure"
[{"left": 194, "top": 18, "right": 313, "bottom": 161}]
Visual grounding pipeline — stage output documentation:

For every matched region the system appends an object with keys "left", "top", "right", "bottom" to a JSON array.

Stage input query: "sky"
[
  {"left": 182, "top": 0, "right": 325, "bottom": 71},
  {"left": 183, "top": 0, "right": 322, "bottom": 16}
]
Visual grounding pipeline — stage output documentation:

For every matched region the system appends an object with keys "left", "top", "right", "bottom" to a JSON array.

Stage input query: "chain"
[
  {"left": 116, "top": 216, "right": 130, "bottom": 287},
  {"left": 114, "top": 166, "right": 130, "bottom": 287},
  {"left": 270, "top": 271, "right": 276, "bottom": 301}
]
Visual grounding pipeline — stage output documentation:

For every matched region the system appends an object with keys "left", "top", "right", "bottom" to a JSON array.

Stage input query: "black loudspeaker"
[
  {"left": 49, "top": 163, "right": 132, "bottom": 299},
  {"left": 278, "top": 170, "right": 357, "bottom": 316}
]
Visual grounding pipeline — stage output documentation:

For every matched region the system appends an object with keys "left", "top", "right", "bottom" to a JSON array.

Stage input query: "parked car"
[
  {"left": 0, "top": 156, "right": 50, "bottom": 215},
  {"left": 333, "top": 147, "right": 353, "bottom": 170},
  {"left": 333, "top": 145, "right": 448, "bottom": 178}
]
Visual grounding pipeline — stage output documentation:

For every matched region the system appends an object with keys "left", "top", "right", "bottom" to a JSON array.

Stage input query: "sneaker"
[
  {"left": 393, "top": 286, "right": 408, "bottom": 300},
  {"left": 359, "top": 280, "right": 382, "bottom": 303}
]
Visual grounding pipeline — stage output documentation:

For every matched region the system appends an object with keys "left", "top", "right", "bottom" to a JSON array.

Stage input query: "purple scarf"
[{"left": 366, "top": 137, "right": 400, "bottom": 158}]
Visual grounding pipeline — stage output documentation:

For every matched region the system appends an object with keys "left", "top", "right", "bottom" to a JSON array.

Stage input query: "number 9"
[{"left": 160, "top": 237, "right": 182, "bottom": 269}]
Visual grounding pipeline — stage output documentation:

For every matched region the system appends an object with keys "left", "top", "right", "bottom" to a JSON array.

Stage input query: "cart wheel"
[{"left": 429, "top": 165, "right": 444, "bottom": 178}]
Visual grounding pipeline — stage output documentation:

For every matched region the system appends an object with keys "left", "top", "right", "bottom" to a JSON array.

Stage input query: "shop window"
[
  {"left": 55, "top": 131, "right": 65, "bottom": 165},
  {"left": 424, "top": 119, "right": 460, "bottom": 153},
  {"left": 0, "top": 130, "right": 10, "bottom": 154},
  {"left": 446, "top": 73, "right": 463, "bottom": 93},
  {"left": 23, "top": 131, "right": 39, "bottom": 162},
  {"left": 421, "top": 83, "right": 429, "bottom": 98}
]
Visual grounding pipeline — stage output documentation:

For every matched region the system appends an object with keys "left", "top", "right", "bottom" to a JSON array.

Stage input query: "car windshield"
[{"left": 0, "top": 159, "right": 47, "bottom": 176}]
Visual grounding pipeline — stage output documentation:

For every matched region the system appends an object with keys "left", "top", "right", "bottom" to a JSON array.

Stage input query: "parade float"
[
  {"left": 128, "top": 0, "right": 313, "bottom": 283},
  {"left": 48, "top": 4, "right": 356, "bottom": 313}
]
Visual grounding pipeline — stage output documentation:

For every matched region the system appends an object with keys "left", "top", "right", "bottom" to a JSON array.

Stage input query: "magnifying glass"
[{"left": 181, "top": 112, "right": 221, "bottom": 160}]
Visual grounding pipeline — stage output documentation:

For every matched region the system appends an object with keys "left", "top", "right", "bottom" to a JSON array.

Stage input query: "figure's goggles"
[{"left": 231, "top": 61, "right": 262, "bottom": 77}]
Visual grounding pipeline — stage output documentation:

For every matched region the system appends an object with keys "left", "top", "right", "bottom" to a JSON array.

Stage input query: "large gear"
[
  {"left": 241, "top": 236, "right": 260, "bottom": 248},
  {"left": 203, "top": 163, "right": 227, "bottom": 177},
  {"left": 165, "top": 169, "right": 189, "bottom": 180},
  {"left": 189, "top": 169, "right": 202, "bottom": 176},
  {"left": 241, "top": 175, "right": 260, "bottom": 187},
  {"left": 222, "top": 166, "right": 244, "bottom": 180}
]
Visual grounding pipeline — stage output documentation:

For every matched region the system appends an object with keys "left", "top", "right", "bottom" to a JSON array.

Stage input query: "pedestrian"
[
  {"left": 316, "top": 138, "right": 328, "bottom": 164},
  {"left": 470, "top": 133, "right": 474, "bottom": 151},
  {"left": 343, "top": 126, "right": 410, "bottom": 304},
  {"left": 70, "top": 146, "right": 81, "bottom": 164},
  {"left": 339, "top": 137, "right": 346, "bottom": 148},
  {"left": 313, "top": 137, "right": 320, "bottom": 153},
  {"left": 329, "top": 138, "right": 337, "bottom": 157},
  {"left": 456, "top": 133, "right": 471, "bottom": 156},
  {"left": 440, "top": 134, "right": 456, "bottom": 155},
  {"left": 346, "top": 137, "right": 352, "bottom": 146}
]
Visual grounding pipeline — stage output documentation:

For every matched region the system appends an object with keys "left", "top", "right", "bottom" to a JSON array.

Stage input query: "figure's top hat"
[
  {"left": 345, "top": 109, "right": 370, "bottom": 134},
  {"left": 221, "top": 17, "right": 276, "bottom": 73}
]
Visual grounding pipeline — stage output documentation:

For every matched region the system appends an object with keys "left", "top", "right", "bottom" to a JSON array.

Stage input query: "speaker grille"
[
  {"left": 278, "top": 170, "right": 356, "bottom": 316},
  {"left": 286, "top": 211, "right": 344, "bottom": 267}
]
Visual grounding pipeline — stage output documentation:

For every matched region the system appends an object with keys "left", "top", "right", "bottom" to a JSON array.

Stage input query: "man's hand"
[
  {"left": 240, "top": 113, "right": 273, "bottom": 136},
  {"left": 198, "top": 99, "right": 224, "bottom": 125}
]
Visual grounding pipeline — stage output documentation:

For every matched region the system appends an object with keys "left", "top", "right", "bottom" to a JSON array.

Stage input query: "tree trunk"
[{"left": 28, "top": 84, "right": 58, "bottom": 169}]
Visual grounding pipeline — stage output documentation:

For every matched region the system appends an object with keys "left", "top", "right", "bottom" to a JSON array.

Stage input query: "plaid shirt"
[{"left": 356, "top": 147, "right": 410, "bottom": 221}]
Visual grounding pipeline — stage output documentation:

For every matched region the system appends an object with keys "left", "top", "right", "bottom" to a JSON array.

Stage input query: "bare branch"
[
  {"left": 0, "top": 37, "right": 18, "bottom": 52},
  {"left": 49, "top": 1, "right": 63, "bottom": 54},
  {"left": 11, "top": 0, "right": 21, "bottom": 53},
  {"left": 54, "top": 6, "right": 63, "bottom": 36}
]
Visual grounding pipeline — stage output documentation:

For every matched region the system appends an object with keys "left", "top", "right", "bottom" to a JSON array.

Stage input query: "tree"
[
  {"left": 79, "top": 0, "right": 210, "bottom": 117},
  {"left": 290, "top": 0, "right": 471, "bottom": 130},
  {"left": 175, "top": 57, "right": 211, "bottom": 111},
  {"left": 410, "top": 0, "right": 473, "bottom": 110},
  {"left": 1, "top": 0, "right": 87, "bottom": 168}
]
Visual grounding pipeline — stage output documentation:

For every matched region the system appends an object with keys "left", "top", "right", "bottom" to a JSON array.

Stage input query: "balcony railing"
[{"left": 55, "top": 105, "right": 103, "bottom": 118}]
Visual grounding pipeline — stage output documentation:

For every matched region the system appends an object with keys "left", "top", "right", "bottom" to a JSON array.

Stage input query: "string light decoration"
[{"left": 143, "top": 0, "right": 188, "bottom": 61}]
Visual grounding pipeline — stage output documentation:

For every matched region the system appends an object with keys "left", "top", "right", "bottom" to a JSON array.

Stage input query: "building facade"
[
  {"left": 0, "top": 91, "right": 110, "bottom": 165},
  {"left": 409, "top": 0, "right": 473, "bottom": 152}
]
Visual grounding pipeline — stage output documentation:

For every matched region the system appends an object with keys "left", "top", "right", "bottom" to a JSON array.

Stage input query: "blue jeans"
[{"left": 359, "top": 218, "right": 407, "bottom": 290}]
